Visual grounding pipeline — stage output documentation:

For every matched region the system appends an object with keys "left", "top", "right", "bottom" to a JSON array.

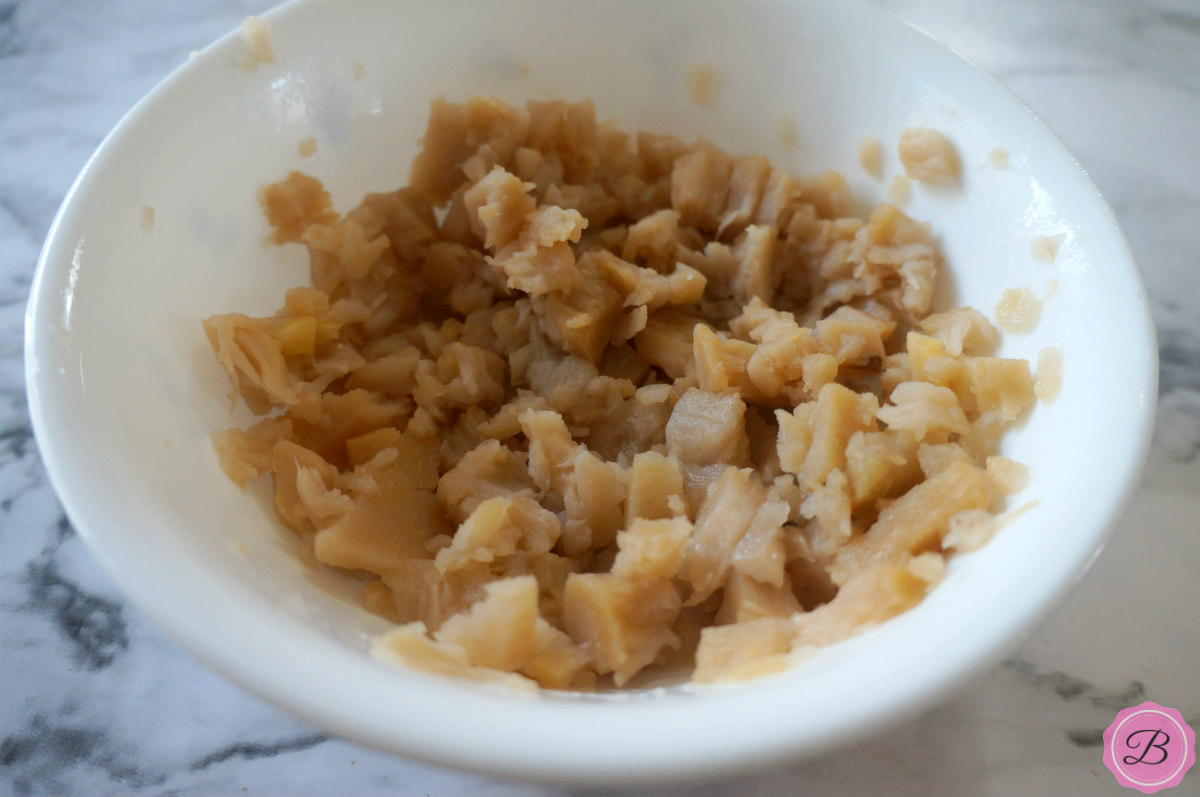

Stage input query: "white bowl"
[{"left": 25, "top": 0, "right": 1156, "bottom": 783}]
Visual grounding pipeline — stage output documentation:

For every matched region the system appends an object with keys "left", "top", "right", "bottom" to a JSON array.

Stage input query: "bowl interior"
[{"left": 26, "top": 0, "right": 1156, "bottom": 781}]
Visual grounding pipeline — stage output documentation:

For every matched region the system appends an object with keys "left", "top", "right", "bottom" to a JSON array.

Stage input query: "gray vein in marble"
[
  {"left": 1160, "top": 328, "right": 1200, "bottom": 396},
  {"left": 0, "top": 2, "right": 20, "bottom": 59},
  {"left": 189, "top": 734, "right": 330, "bottom": 772},
  {"left": 22, "top": 517, "right": 130, "bottom": 671},
  {"left": 1, "top": 714, "right": 161, "bottom": 796}
]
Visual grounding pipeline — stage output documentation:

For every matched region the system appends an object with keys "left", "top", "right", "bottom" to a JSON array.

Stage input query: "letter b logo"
[{"left": 1104, "top": 702, "right": 1194, "bottom": 793}]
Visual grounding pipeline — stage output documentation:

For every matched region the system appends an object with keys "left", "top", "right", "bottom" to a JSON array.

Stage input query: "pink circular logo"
[{"left": 1103, "top": 701, "right": 1195, "bottom": 793}]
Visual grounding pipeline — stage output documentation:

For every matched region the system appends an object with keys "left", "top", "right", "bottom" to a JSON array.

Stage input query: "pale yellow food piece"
[
  {"left": 533, "top": 255, "right": 624, "bottom": 363},
  {"left": 1031, "top": 233, "right": 1065, "bottom": 263},
  {"left": 562, "top": 574, "right": 681, "bottom": 686},
  {"left": 634, "top": 308, "right": 700, "bottom": 379},
  {"left": 140, "top": 204, "right": 155, "bottom": 232},
  {"left": 941, "top": 508, "right": 998, "bottom": 553},
  {"left": 715, "top": 570, "right": 801, "bottom": 626},
  {"left": 203, "top": 313, "right": 301, "bottom": 411},
  {"left": 236, "top": 16, "right": 276, "bottom": 71},
  {"left": 850, "top": 202, "right": 940, "bottom": 319},
  {"left": 611, "top": 517, "right": 693, "bottom": 581},
  {"left": 686, "top": 63, "right": 718, "bottom": 108},
  {"left": 437, "top": 439, "right": 535, "bottom": 522},
  {"left": 815, "top": 306, "right": 896, "bottom": 365},
  {"left": 373, "top": 622, "right": 537, "bottom": 691},
  {"left": 314, "top": 455, "right": 450, "bottom": 575},
  {"left": 519, "top": 408, "right": 576, "bottom": 496},
  {"left": 730, "top": 500, "right": 790, "bottom": 587},
  {"left": 897, "top": 127, "right": 961, "bottom": 184},
  {"left": 562, "top": 449, "right": 628, "bottom": 553},
  {"left": 986, "top": 456, "right": 1029, "bottom": 495},
  {"left": 693, "top": 618, "right": 793, "bottom": 683},
  {"left": 626, "top": 451, "right": 687, "bottom": 521},
  {"left": 917, "top": 441, "right": 973, "bottom": 479},
  {"left": 885, "top": 175, "right": 910, "bottom": 206},
  {"left": 967, "top": 357, "right": 1035, "bottom": 422},
  {"left": 906, "top": 551, "right": 945, "bottom": 585},
  {"left": 206, "top": 97, "right": 1038, "bottom": 692},
  {"left": 463, "top": 166, "right": 536, "bottom": 249},
  {"left": 994, "top": 287, "right": 1042, "bottom": 333},
  {"left": 671, "top": 146, "right": 732, "bottom": 233},
  {"left": 434, "top": 575, "right": 541, "bottom": 671},
  {"left": 988, "top": 146, "right": 1009, "bottom": 168},
  {"left": 622, "top": 209, "right": 687, "bottom": 271},
  {"left": 784, "top": 382, "right": 879, "bottom": 490},
  {"left": 800, "top": 467, "right": 853, "bottom": 559},
  {"left": 592, "top": 250, "right": 705, "bottom": 312},
  {"left": 521, "top": 618, "right": 594, "bottom": 690},
  {"left": 794, "top": 564, "right": 929, "bottom": 646},
  {"left": 843, "top": 429, "right": 920, "bottom": 507},
  {"left": 857, "top": 135, "right": 883, "bottom": 179},
  {"left": 692, "top": 323, "right": 757, "bottom": 397},
  {"left": 212, "top": 416, "right": 293, "bottom": 487},
  {"left": 753, "top": 169, "right": 801, "bottom": 228},
  {"left": 829, "top": 459, "right": 993, "bottom": 584},
  {"left": 680, "top": 467, "right": 765, "bottom": 604},
  {"left": 1035, "top": 347, "right": 1063, "bottom": 403},
  {"left": 877, "top": 381, "right": 970, "bottom": 440},
  {"left": 433, "top": 495, "right": 558, "bottom": 574},
  {"left": 665, "top": 387, "right": 750, "bottom": 508},
  {"left": 258, "top": 171, "right": 339, "bottom": 245},
  {"left": 715, "top": 573, "right": 801, "bottom": 628},
  {"left": 297, "top": 137, "right": 318, "bottom": 158},
  {"left": 919, "top": 307, "right": 998, "bottom": 356},
  {"left": 904, "top": 332, "right": 972, "bottom": 410}
]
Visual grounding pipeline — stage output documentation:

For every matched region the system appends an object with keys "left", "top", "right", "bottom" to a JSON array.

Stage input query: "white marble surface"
[{"left": 2, "top": 0, "right": 1199, "bottom": 794}]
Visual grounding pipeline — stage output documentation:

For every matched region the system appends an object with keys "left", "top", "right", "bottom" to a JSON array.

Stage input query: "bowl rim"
[{"left": 24, "top": 0, "right": 1158, "bottom": 783}]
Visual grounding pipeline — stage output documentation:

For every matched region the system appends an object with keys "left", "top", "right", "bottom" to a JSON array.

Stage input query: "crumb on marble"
[
  {"left": 228, "top": 537, "right": 249, "bottom": 558},
  {"left": 1031, "top": 233, "right": 1065, "bottom": 263},
  {"left": 140, "top": 205, "right": 155, "bottom": 232},
  {"left": 858, "top": 134, "right": 883, "bottom": 179},
  {"left": 774, "top": 113, "right": 796, "bottom": 149},
  {"left": 686, "top": 63, "right": 717, "bottom": 108},
  {"left": 352, "top": 61, "right": 364, "bottom": 80},
  {"left": 520, "top": 63, "right": 531, "bottom": 78},
  {"left": 988, "top": 146, "right": 1009, "bottom": 168},
  {"left": 994, "top": 286, "right": 1043, "bottom": 333},
  {"left": 885, "top": 175, "right": 911, "bottom": 206},
  {"left": 236, "top": 16, "right": 276, "bottom": 71},
  {"left": 297, "top": 137, "right": 318, "bottom": 158}
]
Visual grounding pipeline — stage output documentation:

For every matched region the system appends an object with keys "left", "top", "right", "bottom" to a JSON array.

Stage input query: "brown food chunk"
[
  {"left": 206, "top": 97, "right": 1035, "bottom": 692},
  {"left": 681, "top": 467, "right": 765, "bottom": 604},
  {"left": 671, "top": 146, "right": 732, "bottom": 232},
  {"left": 562, "top": 574, "right": 682, "bottom": 686},
  {"left": 829, "top": 459, "right": 992, "bottom": 584},
  {"left": 693, "top": 617, "right": 793, "bottom": 683},
  {"left": 665, "top": 388, "right": 750, "bottom": 508}
]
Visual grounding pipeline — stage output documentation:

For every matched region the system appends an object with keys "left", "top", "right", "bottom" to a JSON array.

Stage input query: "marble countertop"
[{"left": 2, "top": 0, "right": 1198, "bottom": 794}]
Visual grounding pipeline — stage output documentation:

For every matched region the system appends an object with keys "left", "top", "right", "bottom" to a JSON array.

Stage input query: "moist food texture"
[{"left": 205, "top": 97, "right": 1034, "bottom": 689}]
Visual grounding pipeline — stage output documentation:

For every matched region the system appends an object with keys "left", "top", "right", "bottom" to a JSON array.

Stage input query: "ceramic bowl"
[{"left": 25, "top": 0, "right": 1156, "bottom": 782}]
